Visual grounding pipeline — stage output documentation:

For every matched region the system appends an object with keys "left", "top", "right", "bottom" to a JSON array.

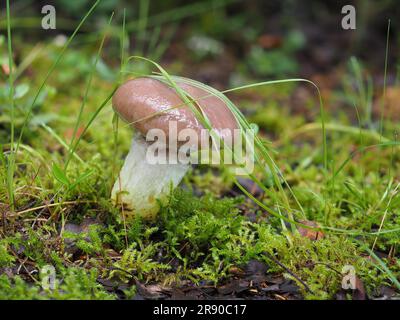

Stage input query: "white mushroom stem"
[{"left": 111, "top": 135, "right": 189, "bottom": 219}]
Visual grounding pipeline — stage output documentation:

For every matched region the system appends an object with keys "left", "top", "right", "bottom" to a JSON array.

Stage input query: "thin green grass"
[
  {"left": 121, "top": 65, "right": 326, "bottom": 227},
  {"left": 2, "top": 0, "right": 100, "bottom": 218},
  {"left": 343, "top": 57, "right": 374, "bottom": 128},
  {"left": 14, "top": 0, "right": 101, "bottom": 160},
  {"left": 64, "top": 12, "right": 115, "bottom": 170},
  {"left": 136, "top": 0, "right": 150, "bottom": 55},
  {"left": 124, "top": 0, "right": 238, "bottom": 32},
  {"left": 331, "top": 141, "right": 400, "bottom": 180},
  {"left": 112, "top": 9, "right": 127, "bottom": 185},
  {"left": 119, "top": 63, "right": 327, "bottom": 234},
  {"left": 379, "top": 19, "right": 391, "bottom": 140},
  {"left": 126, "top": 58, "right": 305, "bottom": 231},
  {"left": 5, "top": 0, "right": 16, "bottom": 210},
  {"left": 118, "top": 61, "right": 400, "bottom": 239},
  {"left": 360, "top": 242, "right": 400, "bottom": 291},
  {"left": 41, "top": 124, "right": 84, "bottom": 164}
]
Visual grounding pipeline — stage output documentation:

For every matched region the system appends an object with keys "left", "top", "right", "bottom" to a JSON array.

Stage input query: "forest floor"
[{"left": 1, "top": 4, "right": 400, "bottom": 300}]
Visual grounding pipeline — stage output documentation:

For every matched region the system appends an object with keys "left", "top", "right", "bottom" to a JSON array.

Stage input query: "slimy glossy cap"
[{"left": 112, "top": 77, "right": 238, "bottom": 143}]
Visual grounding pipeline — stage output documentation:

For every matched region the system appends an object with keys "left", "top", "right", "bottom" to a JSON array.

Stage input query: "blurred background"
[
  {"left": 1, "top": 0, "right": 400, "bottom": 141},
  {"left": 2, "top": 0, "right": 399, "bottom": 83}
]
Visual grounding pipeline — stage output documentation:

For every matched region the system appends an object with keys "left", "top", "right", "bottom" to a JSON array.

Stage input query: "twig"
[
  {"left": 10, "top": 200, "right": 94, "bottom": 217},
  {"left": 263, "top": 251, "right": 313, "bottom": 294}
]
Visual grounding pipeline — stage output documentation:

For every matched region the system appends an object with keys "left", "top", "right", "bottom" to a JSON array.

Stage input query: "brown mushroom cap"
[{"left": 112, "top": 77, "right": 239, "bottom": 145}]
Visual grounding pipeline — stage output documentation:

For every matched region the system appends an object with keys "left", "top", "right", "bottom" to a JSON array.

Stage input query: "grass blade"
[
  {"left": 6, "top": 0, "right": 15, "bottom": 210},
  {"left": 15, "top": 0, "right": 100, "bottom": 158}
]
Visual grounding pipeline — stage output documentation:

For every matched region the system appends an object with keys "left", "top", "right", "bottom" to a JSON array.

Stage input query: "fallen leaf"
[
  {"left": 217, "top": 279, "right": 249, "bottom": 295},
  {"left": 229, "top": 266, "right": 245, "bottom": 276},
  {"left": 298, "top": 220, "right": 324, "bottom": 240},
  {"left": 257, "top": 34, "right": 282, "bottom": 49},
  {"left": 245, "top": 259, "right": 268, "bottom": 275},
  {"left": 64, "top": 126, "right": 84, "bottom": 142},
  {"left": 261, "top": 284, "right": 280, "bottom": 292},
  {"left": 1, "top": 63, "right": 10, "bottom": 75},
  {"left": 134, "top": 281, "right": 170, "bottom": 300},
  {"left": 373, "top": 86, "right": 400, "bottom": 120}
]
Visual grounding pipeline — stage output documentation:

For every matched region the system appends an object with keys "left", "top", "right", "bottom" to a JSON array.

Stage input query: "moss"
[
  {"left": 0, "top": 268, "right": 115, "bottom": 300},
  {"left": 0, "top": 239, "right": 16, "bottom": 268},
  {"left": 1, "top": 37, "right": 399, "bottom": 300}
]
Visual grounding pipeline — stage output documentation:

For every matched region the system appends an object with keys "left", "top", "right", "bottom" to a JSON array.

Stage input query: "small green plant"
[
  {"left": 109, "top": 242, "right": 170, "bottom": 282},
  {"left": 64, "top": 224, "right": 104, "bottom": 256},
  {"left": 0, "top": 268, "right": 115, "bottom": 300},
  {"left": 51, "top": 268, "right": 115, "bottom": 300},
  {"left": 0, "top": 275, "right": 43, "bottom": 300},
  {"left": 0, "top": 239, "right": 16, "bottom": 267}
]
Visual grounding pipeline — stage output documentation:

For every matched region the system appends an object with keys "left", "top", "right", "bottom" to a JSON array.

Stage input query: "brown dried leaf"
[
  {"left": 298, "top": 220, "right": 324, "bottom": 240},
  {"left": 257, "top": 34, "right": 282, "bottom": 49},
  {"left": 1, "top": 64, "right": 10, "bottom": 75}
]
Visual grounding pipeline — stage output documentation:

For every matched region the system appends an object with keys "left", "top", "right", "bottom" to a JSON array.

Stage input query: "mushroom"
[{"left": 111, "top": 77, "right": 239, "bottom": 219}]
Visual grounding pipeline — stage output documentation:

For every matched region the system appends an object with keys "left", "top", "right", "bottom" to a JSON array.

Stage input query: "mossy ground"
[{"left": 1, "top": 36, "right": 400, "bottom": 300}]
